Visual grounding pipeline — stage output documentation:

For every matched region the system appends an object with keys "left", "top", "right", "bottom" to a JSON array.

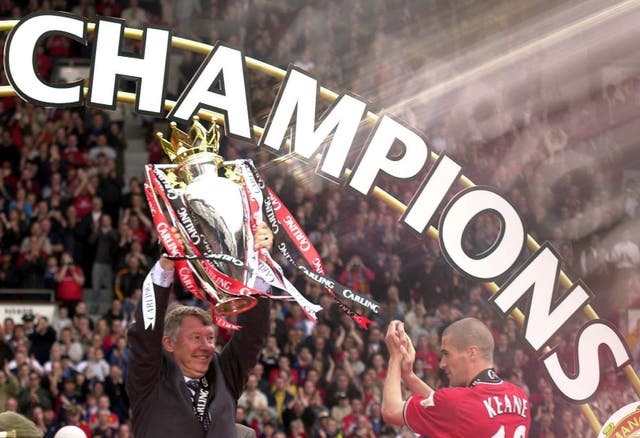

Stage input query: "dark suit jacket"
[{"left": 126, "top": 276, "right": 270, "bottom": 438}]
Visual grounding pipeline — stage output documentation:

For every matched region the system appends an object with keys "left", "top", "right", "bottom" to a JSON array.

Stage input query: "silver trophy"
[{"left": 150, "top": 116, "right": 257, "bottom": 315}]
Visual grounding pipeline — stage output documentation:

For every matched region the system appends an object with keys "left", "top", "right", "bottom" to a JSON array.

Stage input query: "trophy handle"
[{"left": 215, "top": 296, "right": 258, "bottom": 315}]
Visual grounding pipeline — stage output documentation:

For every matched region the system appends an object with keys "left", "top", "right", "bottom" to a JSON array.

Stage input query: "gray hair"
[
  {"left": 442, "top": 317, "right": 494, "bottom": 363},
  {"left": 164, "top": 304, "right": 213, "bottom": 340}
]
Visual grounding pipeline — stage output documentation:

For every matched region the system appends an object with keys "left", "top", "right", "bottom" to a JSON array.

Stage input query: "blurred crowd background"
[{"left": 1, "top": 0, "right": 640, "bottom": 437}]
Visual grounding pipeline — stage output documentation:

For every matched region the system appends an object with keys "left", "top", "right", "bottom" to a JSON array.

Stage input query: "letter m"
[
  {"left": 259, "top": 67, "right": 367, "bottom": 180},
  {"left": 490, "top": 244, "right": 591, "bottom": 351}
]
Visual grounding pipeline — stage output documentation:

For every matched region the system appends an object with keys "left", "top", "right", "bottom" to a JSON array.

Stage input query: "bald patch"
[{"left": 442, "top": 317, "right": 494, "bottom": 362}]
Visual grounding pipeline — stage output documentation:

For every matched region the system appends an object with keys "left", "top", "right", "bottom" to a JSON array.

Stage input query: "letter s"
[{"left": 543, "top": 320, "right": 630, "bottom": 402}]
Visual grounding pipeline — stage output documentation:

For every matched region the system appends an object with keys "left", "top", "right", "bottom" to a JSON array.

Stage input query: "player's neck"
[{"left": 467, "top": 366, "right": 499, "bottom": 387}]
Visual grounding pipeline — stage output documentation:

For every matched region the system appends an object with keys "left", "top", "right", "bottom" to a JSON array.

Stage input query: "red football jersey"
[{"left": 403, "top": 369, "right": 530, "bottom": 438}]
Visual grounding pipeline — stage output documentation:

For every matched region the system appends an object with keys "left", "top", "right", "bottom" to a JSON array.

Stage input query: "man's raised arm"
[{"left": 126, "top": 256, "right": 175, "bottom": 401}]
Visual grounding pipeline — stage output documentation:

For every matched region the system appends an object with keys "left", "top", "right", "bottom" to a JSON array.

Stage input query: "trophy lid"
[{"left": 157, "top": 116, "right": 224, "bottom": 167}]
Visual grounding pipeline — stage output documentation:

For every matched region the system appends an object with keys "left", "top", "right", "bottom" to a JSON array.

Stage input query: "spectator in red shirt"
[
  {"left": 341, "top": 397, "right": 365, "bottom": 435},
  {"left": 269, "top": 355, "right": 299, "bottom": 386},
  {"left": 414, "top": 332, "right": 439, "bottom": 375},
  {"left": 66, "top": 404, "right": 92, "bottom": 438},
  {"left": 73, "top": 173, "right": 99, "bottom": 219},
  {"left": 55, "top": 252, "right": 85, "bottom": 313},
  {"left": 92, "top": 408, "right": 118, "bottom": 437},
  {"left": 125, "top": 214, "right": 150, "bottom": 250},
  {"left": 61, "top": 135, "right": 86, "bottom": 169},
  {"left": 339, "top": 256, "right": 375, "bottom": 295},
  {"left": 89, "top": 395, "right": 119, "bottom": 430}
]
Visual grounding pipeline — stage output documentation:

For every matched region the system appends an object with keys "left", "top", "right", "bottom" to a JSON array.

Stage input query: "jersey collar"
[{"left": 469, "top": 368, "right": 502, "bottom": 387}]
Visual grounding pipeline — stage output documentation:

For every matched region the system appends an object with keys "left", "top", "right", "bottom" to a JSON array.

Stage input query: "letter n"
[{"left": 490, "top": 243, "right": 591, "bottom": 351}]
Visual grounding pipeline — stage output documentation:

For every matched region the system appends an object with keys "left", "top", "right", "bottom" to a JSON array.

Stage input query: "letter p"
[{"left": 348, "top": 116, "right": 429, "bottom": 196}]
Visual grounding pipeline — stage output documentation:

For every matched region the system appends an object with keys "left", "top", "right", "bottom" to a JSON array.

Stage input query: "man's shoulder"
[
  {"left": 473, "top": 379, "right": 529, "bottom": 399},
  {"left": 434, "top": 385, "right": 473, "bottom": 400},
  {"left": 127, "top": 351, "right": 178, "bottom": 398},
  {"left": 434, "top": 379, "right": 528, "bottom": 401},
  {"left": 412, "top": 386, "right": 468, "bottom": 412}
]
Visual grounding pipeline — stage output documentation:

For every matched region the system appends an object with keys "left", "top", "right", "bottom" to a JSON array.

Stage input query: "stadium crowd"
[{"left": 1, "top": 0, "right": 640, "bottom": 437}]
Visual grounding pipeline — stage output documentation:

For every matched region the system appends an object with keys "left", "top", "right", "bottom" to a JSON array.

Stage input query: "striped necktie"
[{"left": 186, "top": 379, "right": 211, "bottom": 431}]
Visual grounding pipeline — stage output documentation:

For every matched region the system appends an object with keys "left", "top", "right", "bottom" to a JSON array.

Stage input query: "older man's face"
[{"left": 164, "top": 316, "right": 215, "bottom": 378}]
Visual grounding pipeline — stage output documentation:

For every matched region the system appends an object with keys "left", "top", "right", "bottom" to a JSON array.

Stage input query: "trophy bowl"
[{"left": 145, "top": 116, "right": 259, "bottom": 316}]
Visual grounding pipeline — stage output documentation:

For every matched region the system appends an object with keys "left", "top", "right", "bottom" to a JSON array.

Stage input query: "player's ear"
[{"left": 162, "top": 335, "right": 174, "bottom": 352}]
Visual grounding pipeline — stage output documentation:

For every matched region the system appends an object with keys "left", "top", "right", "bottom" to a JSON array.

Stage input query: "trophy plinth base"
[{"left": 215, "top": 296, "right": 258, "bottom": 315}]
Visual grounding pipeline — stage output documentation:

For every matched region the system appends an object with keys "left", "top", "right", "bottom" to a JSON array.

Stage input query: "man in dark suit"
[{"left": 127, "top": 223, "right": 274, "bottom": 437}]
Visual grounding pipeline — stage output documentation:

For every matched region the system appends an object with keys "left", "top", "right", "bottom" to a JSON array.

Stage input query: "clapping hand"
[
  {"left": 400, "top": 332, "right": 416, "bottom": 377},
  {"left": 385, "top": 321, "right": 407, "bottom": 358},
  {"left": 385, "top": 321, "right": 415, "bottom": 374}
]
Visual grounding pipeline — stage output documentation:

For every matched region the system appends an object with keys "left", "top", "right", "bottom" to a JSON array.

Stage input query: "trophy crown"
[{"left": 157, "top": 116, "right": 223, "bottom": 165}]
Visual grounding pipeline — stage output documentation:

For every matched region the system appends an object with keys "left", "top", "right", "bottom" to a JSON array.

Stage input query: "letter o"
[{"left": 439, "top": 187, "right": 525, "bottom": 281}]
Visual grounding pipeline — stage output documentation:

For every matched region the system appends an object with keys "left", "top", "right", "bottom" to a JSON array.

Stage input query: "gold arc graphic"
[{"left": 2, "top": 14, "right": 639, "bottom": 432}]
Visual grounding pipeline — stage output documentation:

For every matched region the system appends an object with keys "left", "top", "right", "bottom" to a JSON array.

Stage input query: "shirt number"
[{"left": 491, "top": 425, "right": 527, "bottom": 438}]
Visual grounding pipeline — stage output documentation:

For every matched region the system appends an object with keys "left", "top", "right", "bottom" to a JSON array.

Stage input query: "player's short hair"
[
  {"left": 164, "top": 305, "right": 213, "bottom": 340},
  {"left": 442, "top": 317, "right": 494, "bottom": 362}
]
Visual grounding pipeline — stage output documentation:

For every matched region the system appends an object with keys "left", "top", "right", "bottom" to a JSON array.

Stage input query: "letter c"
[{"left": 5, "top": 12, "right": 87, "bottom": 106}]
